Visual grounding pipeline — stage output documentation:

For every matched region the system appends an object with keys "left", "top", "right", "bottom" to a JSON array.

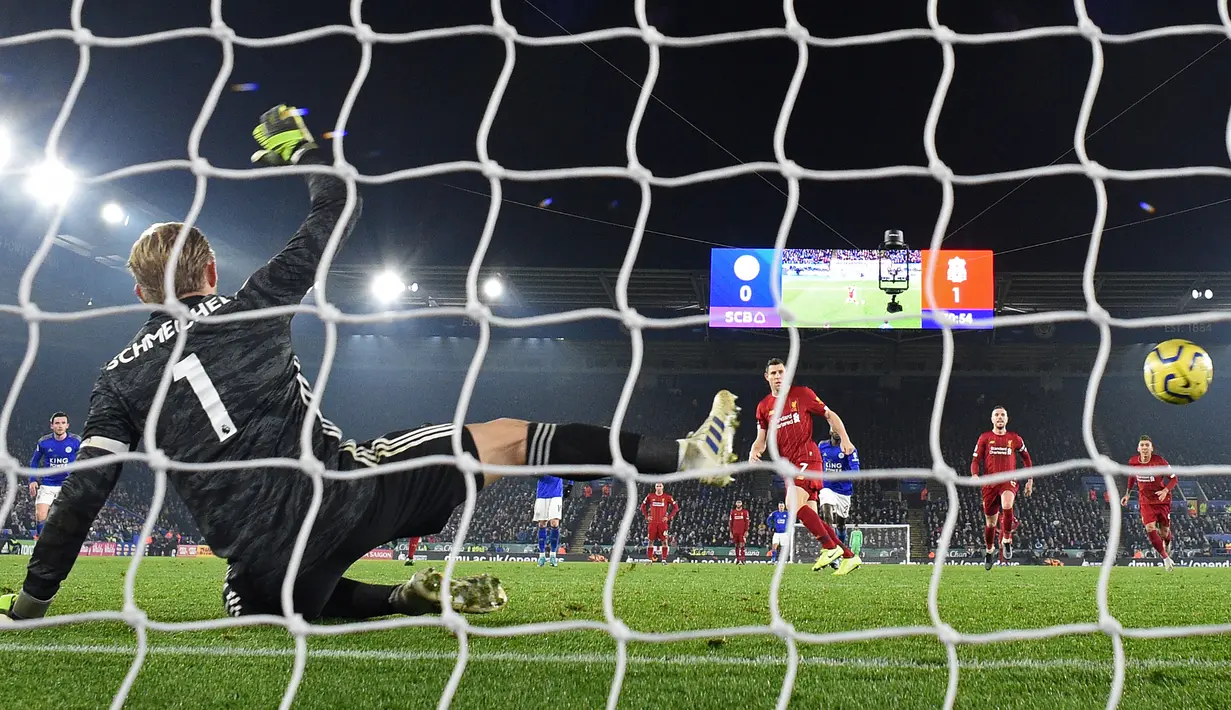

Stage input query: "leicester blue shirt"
[
  {"left": 29, "top": 433, "right": 81, "bottom": 487},
  {"left": 767, "top": 510, "right": 790, "bottom": 533},
  {"left": 536, "top": 475, "right": 563, "bottom": 499},
  {"left": 819, "top": 441, "right": 860, "bottom": 496}
]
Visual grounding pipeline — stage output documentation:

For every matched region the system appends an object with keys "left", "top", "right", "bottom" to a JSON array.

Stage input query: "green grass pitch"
[
  {"left": 782, "top": 275, "right": 922, "bottom": 328},
  {"left": 0, "top": 558, "right": 1227, "bottom": 709}
]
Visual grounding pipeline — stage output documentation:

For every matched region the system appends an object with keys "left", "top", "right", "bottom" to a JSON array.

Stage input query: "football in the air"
[{"left": 1143, "top": 338, "right": 1214, "bottom": 405}]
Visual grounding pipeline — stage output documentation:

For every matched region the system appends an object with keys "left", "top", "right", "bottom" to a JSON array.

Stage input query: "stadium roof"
[{"left": 327, "top": 267, "right": 1231, "bottom": 318}]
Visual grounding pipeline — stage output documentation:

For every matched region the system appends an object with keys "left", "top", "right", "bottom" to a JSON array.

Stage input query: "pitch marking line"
[{"left": 0, "top": 643, "right": 1223, "bottom": 671}]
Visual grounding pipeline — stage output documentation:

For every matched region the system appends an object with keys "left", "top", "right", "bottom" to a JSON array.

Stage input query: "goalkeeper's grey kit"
[{"left": 21, "top": 121, "right": 484, "bottom": 620}]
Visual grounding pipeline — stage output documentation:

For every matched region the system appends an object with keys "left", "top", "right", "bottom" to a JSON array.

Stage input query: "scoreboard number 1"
[{"left": 952, "top": 287, "right": 959, "bottom": 303}]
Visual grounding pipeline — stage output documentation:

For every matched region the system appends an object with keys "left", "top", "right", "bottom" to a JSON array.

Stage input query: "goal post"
[{"left": 788, "top": 523, "right": 910, "bottom": 565}]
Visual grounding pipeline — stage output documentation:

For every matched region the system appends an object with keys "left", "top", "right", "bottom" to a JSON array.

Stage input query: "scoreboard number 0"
[{"left": 739, "top": 284, "right": 751, "bottom": 302}]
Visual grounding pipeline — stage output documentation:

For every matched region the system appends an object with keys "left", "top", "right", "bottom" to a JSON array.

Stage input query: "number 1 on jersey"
[{"left": 172, "top": 353, "right": 237, "bottom": 442}]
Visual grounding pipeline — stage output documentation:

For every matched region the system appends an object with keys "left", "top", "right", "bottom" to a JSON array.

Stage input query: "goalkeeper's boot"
[
  {"left": 984, "top": 551, "right": 996, "bottom": 571},
  {"left": 833, "top": 555, "right": 862, "bottom": 576},
  {"left": 396, "top": 567, "right": 508, "bottom": 615},
  {"left": 812, "top": 546, "right": 843, "bottom": 571},
  {"left": 680, "top": 390, "right": 740, "bottom": 487}
]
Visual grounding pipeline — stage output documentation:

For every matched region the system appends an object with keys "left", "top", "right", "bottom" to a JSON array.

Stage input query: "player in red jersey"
[
  {"left": 640, "top": 483, "right": 679, "bottom": 564},
  {"left": 749, "top": 358, "right": 861, "bottom": 575},
  {"left": 1120, "top": 435, "right": 1176, "bottom": 572},
  {"left": 970, "top": 406, "right": 1034, "bottom": 570},
  {"left": 729, "top": 499, "right": 751, "bottom": 564},
  {"left": 403, "top": 537, "right": 421, "bottom": 567}
]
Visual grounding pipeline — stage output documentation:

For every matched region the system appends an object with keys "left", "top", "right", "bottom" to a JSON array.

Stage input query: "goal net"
[
  {"left": 788, "top": 523, "right": 910, "bottom": 565},
  {"left": 2, "top": 2, "right": 1230, "bottom": 710}
]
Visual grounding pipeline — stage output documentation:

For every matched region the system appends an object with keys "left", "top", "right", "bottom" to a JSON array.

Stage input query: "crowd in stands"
[
  {"left": 2, "top": 417, "right": 201, "bottom": 549},
  {"left": 4, "top": 360, "right": 1231, "bottom": 562}
]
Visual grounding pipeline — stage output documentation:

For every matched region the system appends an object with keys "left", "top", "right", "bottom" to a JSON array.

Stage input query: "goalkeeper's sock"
[
  {"left": 537, "top": 526, "right": 548, "bottom": 553},
  {"left": 1147, "top": 529, "right": 1168, "bottom": 558},
  {"left": 527, "top": 423, "right": 683, "bottom": 474},
  {"left": 321, "top": 578, "right": 399, "bottom": 619},
  {"left": 1001, "top": 508, "right": 1015, "bottom": 542},
  {"left": 548, "top": 526, "right": 559, "bottom": 554},
  {"left": 984, "top": 525, "right": 996, "bottom": 552}
]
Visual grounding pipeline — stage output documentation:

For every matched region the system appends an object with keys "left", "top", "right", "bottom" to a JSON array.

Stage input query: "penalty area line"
[{"left": 0, "top": 642, "right": 1225, "bottom": 671}]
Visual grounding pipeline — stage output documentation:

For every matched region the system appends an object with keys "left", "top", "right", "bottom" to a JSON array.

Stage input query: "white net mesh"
[{"left": 2, "top": 1, "right": 1231, "bottom": 709}]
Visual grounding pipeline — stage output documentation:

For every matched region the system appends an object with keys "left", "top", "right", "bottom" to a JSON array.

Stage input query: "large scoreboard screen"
[{"left": 708, "top": 248, "right": 994, "bottom": 330}]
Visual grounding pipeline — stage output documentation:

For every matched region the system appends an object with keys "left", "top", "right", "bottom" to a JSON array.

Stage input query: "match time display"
[{"left": 708, "top": 248, "right": 994, "bottom": 330}]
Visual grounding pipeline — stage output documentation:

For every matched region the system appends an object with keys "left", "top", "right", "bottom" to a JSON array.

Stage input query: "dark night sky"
[{"left": 2, "top": 1, "right": 1230, "bottom": 291}]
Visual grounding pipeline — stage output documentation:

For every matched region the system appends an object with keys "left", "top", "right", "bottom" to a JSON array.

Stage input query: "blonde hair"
[{"left": 127, "top": 222, "right": 216, "bottom": 304}]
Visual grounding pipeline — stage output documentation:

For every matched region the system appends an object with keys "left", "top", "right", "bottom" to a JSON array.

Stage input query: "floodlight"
[
  {"left": 483, "top": 276, "right": 504, "bottom": 300},
  {"left": 371, "top": 271, "right": 406, "bottom": 303},
  {"left": 24, "top": 160, "right": 76, "bottom": 206},
  {"left": 101, "top": 202, "right": 125, "bottom": 225},
  {"left": 0, "top": 127, "right": 11, "bottom": 170}
]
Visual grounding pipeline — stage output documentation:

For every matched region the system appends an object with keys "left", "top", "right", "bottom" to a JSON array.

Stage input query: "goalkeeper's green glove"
[
  {"left": 0, "top": 590, "right": 52, "bottom": 621},
  {"left": 251, "top": 104, "right": 318, "bottom": 166}
]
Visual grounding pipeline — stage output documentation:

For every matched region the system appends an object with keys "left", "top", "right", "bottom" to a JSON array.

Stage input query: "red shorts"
[
  {"left": 791, "top": 461, "right": 823, "bottom": 502},
  {"left": 1140, "top": 503, "right": 1171, "bottom": 527},
  {"left": 731, "top": 530, "right": 747, "bottom": 544},
  {"left": 981, "top": 481, "right": 1019, "bottom": 516},
  {"left": 648, "top": 521, "right": 669, "bottom": 540}
]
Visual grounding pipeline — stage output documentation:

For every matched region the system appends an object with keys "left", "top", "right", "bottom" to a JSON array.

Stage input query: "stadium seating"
[{"left": 5, "top": 353, "right": 1229, "bottom": 562}]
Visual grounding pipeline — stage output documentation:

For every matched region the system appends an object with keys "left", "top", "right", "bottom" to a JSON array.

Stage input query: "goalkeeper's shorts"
[{"left": 222, "top": 423, "right": 482, "bottom": 620}]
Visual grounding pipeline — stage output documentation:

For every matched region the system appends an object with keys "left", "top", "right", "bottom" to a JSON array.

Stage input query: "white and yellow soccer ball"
[{"left": 1143, "top": 339, "right": 1214, "bottom": 405}]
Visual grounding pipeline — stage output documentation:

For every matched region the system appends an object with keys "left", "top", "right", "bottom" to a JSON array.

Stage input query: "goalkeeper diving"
[{"left": 0, "top": 106, "right": 741, "bottom": 623}]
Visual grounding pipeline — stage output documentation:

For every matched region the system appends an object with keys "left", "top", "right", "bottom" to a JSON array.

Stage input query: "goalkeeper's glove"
[
  {"left": 0, "top": 590, "right": 52, "bottom": 621},
  {"left": 251, "top": 104, "right": 317, "bottom": 166}
]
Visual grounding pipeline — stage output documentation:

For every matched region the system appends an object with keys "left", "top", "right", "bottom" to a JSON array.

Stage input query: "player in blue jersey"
[
  {"left": 533, "top": 475, "right": 566, "bottom": 567},
  {"left": 28, "top": 413, "right": 81, "bottom": 538},
  {"left": 818, "top": 428, "right": 860, "bottom": 569},
  {"left": 767, "top": 503, "right": 791, "bottom": 562}
]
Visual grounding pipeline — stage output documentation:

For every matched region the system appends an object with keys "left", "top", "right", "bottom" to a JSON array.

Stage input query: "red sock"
[
  {"left": 407, "top": 537, "right": 420, "bottom": 556},
  {"left": 1147, "top": 529, "right": 1168, "bottom": 558},
  {"left": 796, "top": 505, "right": 831, "bottom": 545},
  {"left": 984, "top": 525, "right": 996, "bottom": 551},
  {"left": 797, "top": 507, "right": 853, "bottom": 558},
  {"left": 661, "top": 546, "right": 668, "bottom": 561},
  {"left": 1001, "top": 508, "right": 1015, "bottom": 542},
  {"left": 648, "top": 545, "right": 656, "bottom": 560},
  {"left": 1162, "top": 529, "right": 1172, "bottom": 544}
]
